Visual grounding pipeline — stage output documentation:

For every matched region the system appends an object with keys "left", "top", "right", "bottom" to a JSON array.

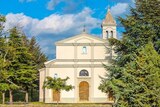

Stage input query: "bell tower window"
[
  {"left": 111, "top": 31, "right": 113, "bottom": 38},
  {"left": 106, "top": 31, "right": 108, "bottom": 38}
]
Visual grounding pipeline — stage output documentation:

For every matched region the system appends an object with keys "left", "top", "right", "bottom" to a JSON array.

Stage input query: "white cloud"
[
  {"left": 4, "top": 7, "right": 100, "bottom": 59},
  {"left": 47, "top": 0, "right": 63, "bottom": 10},
  {"left": 110, "top": 3, "right": 129, "bottom": 16},
  {"left": 5, "top": 7, "right": 100, "bottom": 37}
]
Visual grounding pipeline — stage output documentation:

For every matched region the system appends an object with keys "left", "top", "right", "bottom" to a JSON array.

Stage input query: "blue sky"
[{"left": 0, "top": 0, "right": 134, "bottom": 60}]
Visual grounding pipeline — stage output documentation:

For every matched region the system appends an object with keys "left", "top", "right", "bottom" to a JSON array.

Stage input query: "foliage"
[
  {"left": 0, "top": 16, "right": 47, "bottom": 103},
  {"left": 99, "top": 0, "right": 160, "bottom": 106},
  {"left": 99, "top": 43, "right": 160, "bottom": 106},
  {"left": 43, "top": 76, "right": 74, "bottom": 92},
  {"left": 43, "top": 76, "right": 74, "bottom": 103},
  {"left": 29, "top": 36, "right": 47, "bottom": 69},
  {"left": 28, "top": 36, "right": 47, "bottom": 101}
]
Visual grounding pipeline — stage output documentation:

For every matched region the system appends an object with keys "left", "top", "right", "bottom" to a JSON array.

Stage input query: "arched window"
[
  {"left": 111, "top": 31, "right": 113, "bottom": 38},
  {"left": 106, "top": 31, "right": 108, "bottom": 38},
  {"left": 79, "top": 69, "right": 89, "bottom": 76},
  {"left": 82, "top": 46, "right": 87, "bottom": 54}
]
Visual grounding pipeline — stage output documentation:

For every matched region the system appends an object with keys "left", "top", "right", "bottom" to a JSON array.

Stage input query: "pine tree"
[
  {"left": 99, "top": 0, "right": 160, "bottom": 106},
  {"left": 29, "top": 36, "right": 47, "bottom": 69},
  {"left": 28, "top": 36, "right": 47, "bottom": 101},
  {"left": 8, "top": 27, "right": 37, "bottom": 103},
  {"left": 0, "top": 15, "right": 10, "bottom": 104},
  {"left": 100, "top": 43, "right": 160, "bottom": 106}
]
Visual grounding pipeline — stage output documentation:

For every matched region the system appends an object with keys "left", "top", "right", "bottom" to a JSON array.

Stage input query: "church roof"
[
  {"left": 103, "top": 9, "right": 116, "bottom": 26},
  {"left": 55, "top": 32, "right": 107, "bottom": 44}
]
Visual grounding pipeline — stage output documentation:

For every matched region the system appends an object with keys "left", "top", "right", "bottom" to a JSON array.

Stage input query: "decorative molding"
[
  {"left": 56, "top": 43, "right": 107, "bottom": 46},
  {"left": 46, "top": 64, "right": 104, "bottom": 68},
  {"left": 55, "top": 59, "right": 106, "bottom": 62},
  {"left": 55, "top": 33, "right": 106, "bottom": 45}
]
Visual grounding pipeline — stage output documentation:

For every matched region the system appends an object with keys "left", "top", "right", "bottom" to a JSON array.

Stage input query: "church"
[{"left": 39, "top": 9, "right": 117, "bottom": 103}]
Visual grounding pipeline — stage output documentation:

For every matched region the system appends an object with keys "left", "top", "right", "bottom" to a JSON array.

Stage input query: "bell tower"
[{"left": 102, "top": 8, "right": 117, "bottom": 39}]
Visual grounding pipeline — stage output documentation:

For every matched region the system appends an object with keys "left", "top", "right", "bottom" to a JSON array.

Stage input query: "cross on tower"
[{"left": 83, "top": 25, "right": 86, "bottom": 33}]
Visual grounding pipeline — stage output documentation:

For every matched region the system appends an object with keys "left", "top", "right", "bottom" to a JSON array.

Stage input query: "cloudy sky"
[{"left": 0, "top": 0, "right": 134, "bottom": 60}]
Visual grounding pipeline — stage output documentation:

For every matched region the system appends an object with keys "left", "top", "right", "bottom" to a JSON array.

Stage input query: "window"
[
  {"left": 54, "top": 73, "right": 58, "bottom": 79},
  {"left": 79, "top": 69, "right": 89, "bottom": 76},
  {"left": 82, "top": 46, "right": 87, "bottom": 54},
  {"left": 111, "top": 31, "right": 113, "bottom": 38},
  {"left": 106, "top": 31, "right": 108, "bottom": 38}
]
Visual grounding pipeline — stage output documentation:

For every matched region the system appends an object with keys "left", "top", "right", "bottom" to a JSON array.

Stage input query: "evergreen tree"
[
  {"left": 8, "top": 27, "right": 37, "bottom": 103},
  {"left": 0, "top": 15, "right": 10, "bottom": 104},
  {"left": 28, "top": 36, "right": 47, "bottom": 101},
  {"left": 99, "top": 43, "right": 160, "bottom": 106},
  {"left": 29, "top": 36, "right": 47, "bottom": 69},
  {"left": 0, "top": 14, "right": 47, "bottom": 103},
  {"left": 99, "top": 0, "right": 160, "bottom": 106}
]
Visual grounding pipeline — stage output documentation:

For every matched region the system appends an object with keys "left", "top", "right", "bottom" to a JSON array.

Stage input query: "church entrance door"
[
  {"left": 79, "top": 81, "right": 89, "bottom": 101},
  {"left": 53, "top": 90, "right": 60, "bottom": 102}
]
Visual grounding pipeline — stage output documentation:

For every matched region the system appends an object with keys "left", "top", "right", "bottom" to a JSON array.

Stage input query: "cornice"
[
  {"left": 54, "top": 59, "right": 106, "bottom": 62},
  {"left": 56, "top": 43, "right": 108, "bottom": 46},
  {"left": 45, "top": 64, "right": 105, "bottom": 68}
]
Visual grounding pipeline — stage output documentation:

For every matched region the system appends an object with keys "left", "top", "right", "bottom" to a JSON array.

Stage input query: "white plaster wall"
[
  {"left": 75, "top": 38, "right": 92, "bottom": 43},
  {"left": 56, "top": 46, "right": 74, "bottom": 59},
  {"left": 48, "top": 68, "right": 75, "bottom": 98},
  {"left": 94, "top": 46, "right": 106, "bottom": 59},
  {"left": 93, "top": 68, "right": 107, "bottom": 98},
  {"left": 39, "top": 69, "right": 45, "bottom": 102}
]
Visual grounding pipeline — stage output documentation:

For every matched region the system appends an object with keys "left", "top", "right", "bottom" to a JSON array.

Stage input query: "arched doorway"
[{"left": 79, "top": 81, "right": 89, "bottom": 101}]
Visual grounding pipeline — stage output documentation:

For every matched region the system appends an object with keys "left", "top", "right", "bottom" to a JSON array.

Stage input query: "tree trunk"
[
  {"left": 43, "top": 88, "right": 45, "bottom": 102},
  {"left": 31, "top": 89, "right": 33, "bottom": 102},
  {"left": 25, "top": 91, "right": 29, "bottom": 103},
  {"left": 56, "top": 91, "right": 60, "bottom": 106},
  {"left": 2, "top": 92, "right": 5, "bottom": 104},
  {"left": 9, "top": 90, "right": 13, "bottom": 104}
]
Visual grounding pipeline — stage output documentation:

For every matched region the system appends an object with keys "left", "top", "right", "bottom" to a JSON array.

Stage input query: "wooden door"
[
  {"left": 53, "top": 90, "right": 60, "bottom": 102},
  {"left": 79, "top": 81, "right": 89, "bottom": 101},
  {"left": 108, "top": 92, "right": 114, "bottom": 101}
]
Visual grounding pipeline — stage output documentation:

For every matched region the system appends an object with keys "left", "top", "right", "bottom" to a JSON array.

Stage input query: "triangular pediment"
[{"left": 55, "top": 32, "right": 107, "bottom": 45}]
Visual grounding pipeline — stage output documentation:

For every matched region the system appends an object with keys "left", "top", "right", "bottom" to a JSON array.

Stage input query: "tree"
[
  {"left": 0, "top": 83, "right": 9, "bottom": 104},
  {"left": 0, "top": 14, "right": 47, "bottom": 103},
  {"left": 43, "top": 76, "right": 74, "bottom": 104},
  {"left": 28, "top": 36, "right": 47, "bottom": 101},
  {"left": 7, "top": 27, "right": 37, "bottom": 103},
  {"left": 29, "top": 36, "right": 47, "bottom": 69},
  {"left": 0, "top": 69, "right": 10, "bottom": 104},
  {"left": 0, "top": 15, "right": 10, "bottom": 104},
  {"left": 99, "top": 0, "right": 160, "bottom": 106},
  {"left": 99, "top": 43, "right": 160, "bottom": 106}
]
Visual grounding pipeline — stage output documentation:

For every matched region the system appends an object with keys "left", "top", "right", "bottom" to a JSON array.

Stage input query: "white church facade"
[{"left": 39, "top": 9, "right": 117, "bottom": 103}]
